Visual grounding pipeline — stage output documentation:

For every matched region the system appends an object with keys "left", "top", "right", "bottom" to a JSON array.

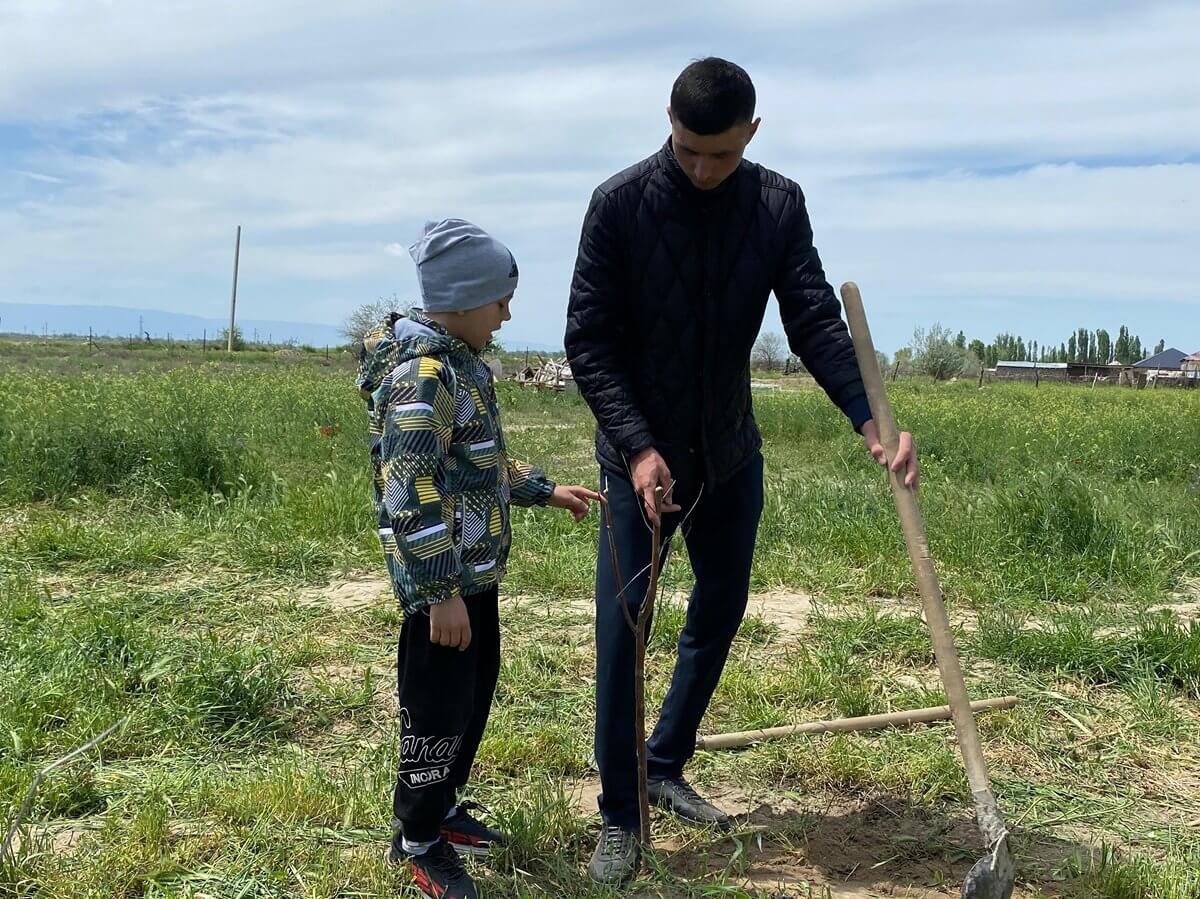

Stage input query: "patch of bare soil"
[
  {"left": 501, "top": 422, "right": 579, "bottom": 433},
  {"left": 295, "top": 576, "right": 834, "bottom": 642},
  {"left": 0, "top": 509, "right": 27, "bottom": 538},
  {"left": 6, "top": 824, "right": 94, "bottom": 855},
  {"left": 1148, "top": 579, "right": 1200, "bottom": 622},
  {"left": 520, "top": 589, "right": 827, "bottom": 639},
  {"left": 502, "top": 593, "right": 595, "bottom": 622},
  {"left": 570, "top": 778, "right": 1069, "bottom": 897},
  {"left": 294, "top": 574, "right": 392, "bottom": 611},
  {"left": 745, "top": 591, "right": 817, "bottom": 638}
]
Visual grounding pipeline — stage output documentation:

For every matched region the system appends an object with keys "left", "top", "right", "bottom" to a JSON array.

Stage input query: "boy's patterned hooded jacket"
[{"left": 357, "top": 311, "right": 555, "bottom": 614}]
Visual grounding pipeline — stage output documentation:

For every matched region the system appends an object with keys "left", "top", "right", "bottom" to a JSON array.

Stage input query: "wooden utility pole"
[{"left": 228, "top": 225, "right": 242, "bottom": 352}]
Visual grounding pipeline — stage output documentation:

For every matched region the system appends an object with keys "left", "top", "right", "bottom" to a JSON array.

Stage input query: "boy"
[{"left": 357, "top": 218, "right": 600, "bottom": 899}]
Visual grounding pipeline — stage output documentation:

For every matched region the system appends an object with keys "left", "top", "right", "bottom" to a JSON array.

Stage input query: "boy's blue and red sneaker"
[
  {"left": 441, "top": 801, "right": 509, "bottom": 857},
  {"left": 386, "top": 837, "right": 478, "bottom": 899}
]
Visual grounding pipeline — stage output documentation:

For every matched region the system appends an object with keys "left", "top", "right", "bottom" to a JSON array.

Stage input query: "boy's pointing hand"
[{"left": 549, "top": 484, "right": 605, "bottom": 522}]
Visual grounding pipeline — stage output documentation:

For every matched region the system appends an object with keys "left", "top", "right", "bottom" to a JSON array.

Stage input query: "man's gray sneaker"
[
  {"left": 647, "top": 776, "right": 731, "bottom": 827},
  {"left": 587, "top": 825, "right": 641, "bottom": 885}
]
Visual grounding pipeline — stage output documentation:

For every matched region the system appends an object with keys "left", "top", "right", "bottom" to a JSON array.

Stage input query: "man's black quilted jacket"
[{"left": 565, "top": 140, "right": 871, "bottom": 487}]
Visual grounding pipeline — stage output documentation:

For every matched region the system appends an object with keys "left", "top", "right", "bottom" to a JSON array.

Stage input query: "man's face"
[{"left": 668, "top": 110, "right": 760, "bottom": 191}]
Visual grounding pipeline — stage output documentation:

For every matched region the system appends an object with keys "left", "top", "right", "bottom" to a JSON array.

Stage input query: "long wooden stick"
[
  {"left": 633, "top": 486, "right": 663, "bottom": 848},
  {"left": 841, "top": 282, "right": 1015, "bottom": 890},
  {"left": 696, "top": 696, "right": 1018, "bottom": 751}
]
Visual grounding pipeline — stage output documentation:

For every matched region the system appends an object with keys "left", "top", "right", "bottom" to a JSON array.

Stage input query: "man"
[{"left": 564, "top": 58, "right": 919, "bottom": 885}]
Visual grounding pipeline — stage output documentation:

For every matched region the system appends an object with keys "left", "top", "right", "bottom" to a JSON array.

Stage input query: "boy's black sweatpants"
[{"left": 392, "top": 586, "right": 500, "bottom": 842}]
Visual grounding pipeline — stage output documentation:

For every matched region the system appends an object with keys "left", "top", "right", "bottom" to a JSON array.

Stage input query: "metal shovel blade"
[{"left": 961, "top": 834, "right": 1015, "bottom": 899}]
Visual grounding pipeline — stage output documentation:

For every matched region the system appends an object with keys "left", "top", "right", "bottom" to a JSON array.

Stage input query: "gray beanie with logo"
[{"left": 407, "top": 218, "right": 519, "bottom": 313}]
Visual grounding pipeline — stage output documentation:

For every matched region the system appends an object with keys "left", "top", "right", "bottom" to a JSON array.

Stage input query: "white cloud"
[{"left": 13, "top": 169, "right": 66, "bottom": 184}]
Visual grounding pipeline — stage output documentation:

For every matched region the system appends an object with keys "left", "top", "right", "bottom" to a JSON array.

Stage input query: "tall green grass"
[
  {"left": 0, "top": 572, "right": 295, "bottom": 820},
  {"left": 0, "top": 371, "right": 272, "bottom": 503},
  {"left": 755, "top": 380, "right": 1200, "bottom": 484},
  {"left": 1077, "top": 843, "right": 1200, "bottom": 899},
  {"left": 975, "top": 610, "right": 1200, "bottom": 695},
  {"left": 2, "top": 372, "right": 1198, "bottom": 605}
]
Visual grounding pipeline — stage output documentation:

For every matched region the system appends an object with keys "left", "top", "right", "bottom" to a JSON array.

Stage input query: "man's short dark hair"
[{"left": 670, "top": 57, "right": 756, "bottom": 135}]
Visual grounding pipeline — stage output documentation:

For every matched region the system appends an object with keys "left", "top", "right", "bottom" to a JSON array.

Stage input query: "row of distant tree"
[
  {"left": 964, "top": 326, "right": 1162, "bottom": 368},
  {"left": 753, "top": 324, "right": 1167, "bottom": 381}
]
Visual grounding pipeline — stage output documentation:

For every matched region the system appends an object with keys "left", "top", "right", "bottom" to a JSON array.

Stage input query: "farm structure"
[
  {"left": 989, "top": 348, "right": 1199, "bottom": 388},
  {"left": 513, "top": 357, "right": 577, "bottom": 392},
  {"left": 1135, "top": 347, "right": 1200, "bottom": 387},
  {"left": 991, "top": 360, "right": 1130, "bottom": 384}
]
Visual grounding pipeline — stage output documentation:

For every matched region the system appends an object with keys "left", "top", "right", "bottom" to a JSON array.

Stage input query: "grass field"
[{"left": 2, "top": 341, "right": 1199, "bottom": 897}]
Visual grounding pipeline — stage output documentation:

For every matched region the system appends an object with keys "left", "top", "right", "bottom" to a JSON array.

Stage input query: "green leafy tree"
[
  {"left": 219, "top": 326, "right": 245, "bottom": 351},
  {"left": 911, "top": 323, "right": 966, "bottom": 380},
  {"left": 1114, "top": 327, "right": 1128, "bottom": 364}
]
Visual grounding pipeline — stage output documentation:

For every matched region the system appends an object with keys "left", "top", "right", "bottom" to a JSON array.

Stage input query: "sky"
[{"left": 2, "top": 0, "right": 1198, "bottom": 354}]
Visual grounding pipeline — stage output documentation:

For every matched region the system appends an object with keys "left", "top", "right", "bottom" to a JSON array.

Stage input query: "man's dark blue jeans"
[{"left": 593, "top": 452, "right": 763, "bottom": 829}]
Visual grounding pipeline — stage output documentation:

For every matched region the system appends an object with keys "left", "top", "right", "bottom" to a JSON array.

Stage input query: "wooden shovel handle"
[{"left": 840, "top": 282, "right": 1007, "bottom": 843}]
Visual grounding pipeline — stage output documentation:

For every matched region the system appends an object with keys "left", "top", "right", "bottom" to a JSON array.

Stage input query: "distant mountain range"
[
  {"left": 0, "top": 302, "right": 345, "bottom": 347},
  {"left": 0, "top": 303, "right": 562, "bottom": 352}
]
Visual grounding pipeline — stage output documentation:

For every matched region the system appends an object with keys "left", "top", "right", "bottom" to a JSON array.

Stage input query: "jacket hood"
[
  {"left": 391, "top": 312, "right": 457, "bottom": 362},
  {"left": 356, "top": 309, "right": 469, "bottom": 396}
]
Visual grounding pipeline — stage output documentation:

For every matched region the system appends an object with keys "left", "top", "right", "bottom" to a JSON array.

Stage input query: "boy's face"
[
  {"left": 454, "top": 294, "right": 513, "bottom": 351},
  {"left": 667, "top": 109, "right": 760, "bottom": 191}
]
